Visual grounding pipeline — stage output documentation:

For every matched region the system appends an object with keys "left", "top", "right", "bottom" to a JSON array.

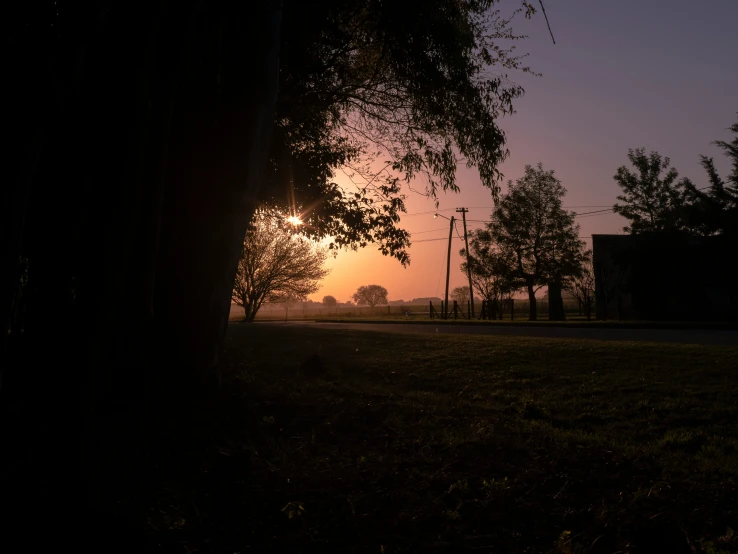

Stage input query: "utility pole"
[
  {"left": 456, "top": 208, "right": 475, "bottom": 317},
  {"left": 444, "top": 216, "right": 455, "bottom": 319}
]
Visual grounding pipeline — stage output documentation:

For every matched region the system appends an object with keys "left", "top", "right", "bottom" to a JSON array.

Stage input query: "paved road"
[{"left": 272, "top": 321, "right": 738, "bottom": 346}]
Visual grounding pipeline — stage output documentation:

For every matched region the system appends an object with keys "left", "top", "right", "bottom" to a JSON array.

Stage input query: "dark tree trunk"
[
  {"left": 245, "top": 300, "right": 260, "bottom": 323},
  {"left": 526, "top": 282, "right": 537, "bottom": 321},
  {"left": 2, "top": 1, "right": 282, "bottom": 548},
  {"left": 151, "top": 1, "right": 282, "bottom": 383},
  {"left": 548, "top": 281, "right": 566, "bottom": 321}
]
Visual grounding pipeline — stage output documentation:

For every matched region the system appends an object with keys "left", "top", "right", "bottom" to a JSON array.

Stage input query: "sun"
[{"left": 286, "top": 215, "right": 303, "bottom": 226}]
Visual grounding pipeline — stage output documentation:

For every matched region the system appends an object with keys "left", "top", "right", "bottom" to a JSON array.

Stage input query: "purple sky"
[{"left": 314, "top": 0, "right": 738, "bottom": 303}]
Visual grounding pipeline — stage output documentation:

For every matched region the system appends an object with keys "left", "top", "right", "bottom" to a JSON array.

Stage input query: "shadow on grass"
[{"left": 97, "top": 324, "right": 738, "bottom": 553}]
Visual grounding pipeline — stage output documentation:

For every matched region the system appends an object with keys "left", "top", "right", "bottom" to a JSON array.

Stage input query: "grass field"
[
  {"left": 230, "top": 303, "right": 738, "bottom": 329},
  {"left": 131, "top": 324, "right": 738, "bottom": 552},
  {"left": 229, "top": 302, "right": 592, "bottom": 323}
]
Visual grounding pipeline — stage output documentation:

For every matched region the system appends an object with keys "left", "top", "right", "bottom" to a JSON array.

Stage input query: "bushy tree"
[
  {"left": 565, "top": 248, "right": 595, "bottom": 321},
  {"left": 451, "top": 286, "right": 471, "bottom": 306},
  {"left": 352, "top": 285, "right": 389, "bottom": 307},
  {"left": 232, "top": 215, "right": 329, "bottom": 322},
  {"left": 681, "top": 115, "right": 738, "bottom": 237},
  {"left": 612, "top": 148, "right": 689, "bottom": 233},
  {"left": 322, "top": 295, "right": 338, "bottom": 308},
  {"left": 613, "top": 117, "right": 738, "bottom": 238},
  {"left": 488, "top": 163, "right": 585, "bottom": 320},
  {"left": 262, "top": 0, "right": 538, "bottom": 266},
  {"left": 463, "top": 232, "right": 519, "bottom": 319}
]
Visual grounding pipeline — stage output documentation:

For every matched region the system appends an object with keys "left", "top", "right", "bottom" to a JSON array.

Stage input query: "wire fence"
[{"left": 231, "top": 300, "right": 587, "bottom": 321}]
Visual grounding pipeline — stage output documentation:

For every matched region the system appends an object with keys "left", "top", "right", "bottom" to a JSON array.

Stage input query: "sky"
[{"left": 310, "top": 0, "right": 738, "bottom": 303}]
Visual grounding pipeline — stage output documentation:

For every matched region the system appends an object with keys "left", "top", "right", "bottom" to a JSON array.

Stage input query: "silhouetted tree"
[
  {"left": 262, "top": 0, "right": 538, "bottom": 266},
  {"left": 352, "top": 285, "right": 388, "bottom": 308},
  {"left": 464, "top": 234, "right": 519, "bottom": 319},
  {"left": 681, "top": 115, "right": 738, "bottom": 237},
  {"left": 565, "top": 248, "right": 595, "bottom": 321},
  {"left": 612, "top": 148, "right": 689, "bottom": 233},
  {"left": 232, "top": 216, "right": 329, "bottom": 322},
  {"left": 3, "top": 2, "right": 284, "bottom": 545},
  {"left": 487, "top": 163, "right": 585, "bottom": 320},
  {"left": 451, "top": 286, "right": 471, "bottom": 307},
  {"left": 322, "top": 295, "right": 338, "bottom": 308}
]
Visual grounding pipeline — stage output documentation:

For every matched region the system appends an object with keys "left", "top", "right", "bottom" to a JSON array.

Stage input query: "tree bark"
[
  {"left": 2, "top": 2, "right": 282, "bottom": 547},
  {"left": 152, "top": 0, "right": 282, "bottom": 382}
]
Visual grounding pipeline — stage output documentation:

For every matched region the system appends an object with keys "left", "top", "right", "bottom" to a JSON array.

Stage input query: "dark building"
[{"left": 593, "top": 234, "right": 737, "bottom": 321}]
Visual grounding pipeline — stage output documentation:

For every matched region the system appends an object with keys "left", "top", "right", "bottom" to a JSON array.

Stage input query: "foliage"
[
  {"left": 463, "top": 233, "right": 519, "bottom": 311},
  {"left": 612, "top": 148, "right": 689, "bottom": 233},
  {"left": 352, "top": 284, "right": 389, "bottom": 307},
  {"left": 322, "top": 295, "right": 338, "bottom": 308},
  {"left": 450, "top": 286, "right": 471, "bottom": 306},
  {"left": 486, "top": 163, "right": 585, "bottom": 319},
  {"left": 261, "top": 0, "right": 539, "bottom": 265},
  {"left": 613, "top": 117, "right": 738, "bottom": 238},
  {"left": 232, "top": 214, "right": 329, "bottom": 321},
  {"left": 681, "top": 115, "right": 738, "bottom": 237},
  {"left": 564, "top": 248, "right": 595, "bottom": 320}
]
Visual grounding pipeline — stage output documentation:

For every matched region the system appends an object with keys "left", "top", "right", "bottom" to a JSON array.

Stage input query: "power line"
[
  {"left": 413, "top": 233, "right": 595, "bottom": 244},
  {"left": 413, "top": 236, "right": 456, "bottom": 243},
  {"left": 464, "top": 209, "right": 617, "bottom": 225},
  {"left": 454, "top": 221, "right": 464, "bottom": 241},
  {"left": 574, "top": 208, "right": 614, "bottom": 217},
  {"left": 403, "top": 205, "right": 614, "bottom": 217},
  {"left": 576, "top": 211, "right": 617, "bottom": 219},
  {"left": 409, "top": 227, "right": 449, "bottom": 235},
  {"left": 402, "top": 208, "right": 455, "bottom": 217}
]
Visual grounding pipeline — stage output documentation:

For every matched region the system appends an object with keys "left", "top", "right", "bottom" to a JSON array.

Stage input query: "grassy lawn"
[{"left": 134, "top": 324, "right": 738, "bottom": 553}]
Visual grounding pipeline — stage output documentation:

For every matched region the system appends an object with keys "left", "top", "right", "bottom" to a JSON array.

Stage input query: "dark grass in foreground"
[{"left": 134, "top": 325, "right": 738, "bottom": 553}]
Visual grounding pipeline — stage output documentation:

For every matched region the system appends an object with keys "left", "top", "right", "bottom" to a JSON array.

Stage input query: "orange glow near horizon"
[
  {"left": 308, "top": 155, "right": 630, "bottom": 304},
  {"left": 301, "top": 3, "right": 737, "bottom": 305}
]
